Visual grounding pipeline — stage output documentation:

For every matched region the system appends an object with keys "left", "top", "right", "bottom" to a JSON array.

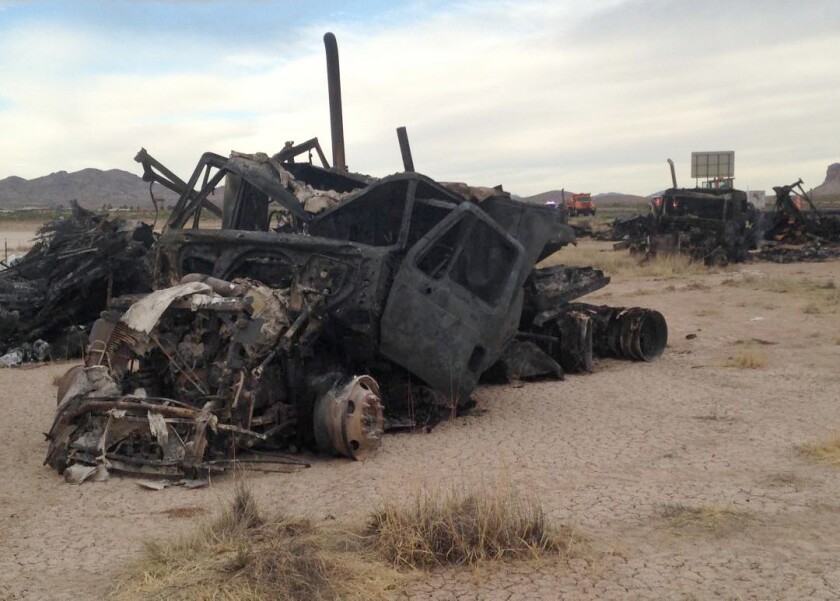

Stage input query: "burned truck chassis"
[
  {"left": 45, "top": 147, "right": 667, "bottom": 480},
  {"left": 45, "top": 32, "right": 667, "bottom": 481}
]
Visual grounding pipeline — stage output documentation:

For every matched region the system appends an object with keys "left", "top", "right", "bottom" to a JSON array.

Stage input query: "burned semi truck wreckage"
[
  {"left": 605, "top": 164, "right": 840, "bottom": 265},
  {"left": 608, "top": 161, "right": 759, "bottom": 265},
  {"left": 45, "top": 34, "right": 668, "bottom": 481}
]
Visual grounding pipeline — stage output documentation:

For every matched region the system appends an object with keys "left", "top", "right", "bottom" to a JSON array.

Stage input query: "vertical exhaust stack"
[
  {"left": 667, "top": 158, "right": 677, "bottom": 188},
  {"left": 396, "top": 126, "right": 415, "bottom": 172},
  {"left": 324, "top": 32, "right": 347, "bottom": 171}
]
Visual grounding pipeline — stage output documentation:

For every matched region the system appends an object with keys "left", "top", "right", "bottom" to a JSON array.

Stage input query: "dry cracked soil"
[{"left": 1, "top": 244, "right": 839, "bottom": 600}]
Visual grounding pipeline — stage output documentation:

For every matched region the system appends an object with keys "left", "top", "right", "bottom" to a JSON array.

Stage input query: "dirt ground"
[{"left": 1, "top": 244, "right": 839, "bottom": 600}]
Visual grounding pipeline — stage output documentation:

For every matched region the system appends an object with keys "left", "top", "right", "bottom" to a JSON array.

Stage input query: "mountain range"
[
  {"left": 1, "top": 162, "right": 838, "bottom": 210},
  {"left": 521, "top": 190, "right": 648, "bottom": 205},
  {"left": 0, "top": 168, "right": 178, "bottom": 210}
]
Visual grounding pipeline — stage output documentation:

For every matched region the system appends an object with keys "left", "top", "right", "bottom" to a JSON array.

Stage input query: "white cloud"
[{"left": 0, "top": 0, "right": 838, "bottom": 195}]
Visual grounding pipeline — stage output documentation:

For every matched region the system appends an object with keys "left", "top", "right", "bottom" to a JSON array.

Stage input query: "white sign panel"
[{"left": 691, "top": 151, "right": 734, "bottom": 179}]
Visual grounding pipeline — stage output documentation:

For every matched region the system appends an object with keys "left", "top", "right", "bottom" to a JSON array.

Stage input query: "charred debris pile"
[
  {"left": 44, "top": 146, "right": 668, "bottom": 481},
  {"left": 756, "top": 179, "right": 840, "bottom": 262},
  {"left": 43, "top": 33, "right": 667, "bottom": 482},
  {"left": 0, "top": 202, "right": 154, "bottom": 364}
]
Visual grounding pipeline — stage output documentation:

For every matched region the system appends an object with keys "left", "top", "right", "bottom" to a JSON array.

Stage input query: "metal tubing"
[
  {"left": 324, "top": 32, "right": 346, "bottom": 171},
  {"left": 396, "top": 126, "right": 415, "bottom": 171},
  {"left": 667, "top": 158, "right": 677, "bottom": 188}
]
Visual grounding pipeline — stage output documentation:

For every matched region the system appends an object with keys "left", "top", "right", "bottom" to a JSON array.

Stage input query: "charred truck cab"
[
  {"left": 153, "top": 155, "right": 542, "bottom": 405},
  {"left": 652, "top": 186, "right": 757, "bottom": 264}
]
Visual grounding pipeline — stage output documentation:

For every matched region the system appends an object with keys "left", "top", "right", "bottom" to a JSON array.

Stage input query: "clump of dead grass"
[
  {"left": 365, "top": 482, "right": 577, "bottom": 568},
  {"left": 160, "top": 506, "right": 207, "bottom": 519},
  {"left": 723, "top": 347, "right": 768, "bottom": 369},
  {"left": 798, "top": 432, "right": 840, "bottom": 466},
  {"left": 660, "top": 503, "right": 748, "bottom": 535},
  {"left": 111, "top": 481, "right": 577, "bottom": 600},
  {"left": 540, "top": 245, "right": 715, "bottom": 280},
  {"left": 110, "top": 485, "right": 402, "bottom": 601}
]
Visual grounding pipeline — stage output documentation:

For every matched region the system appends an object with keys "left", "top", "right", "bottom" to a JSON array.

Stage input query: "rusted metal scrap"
[
  {"left": 45, "top": 33, "right": 668, "bottom": 481},
  {"left": 0, "top": 202, "right": 154, "bottom": 360}
]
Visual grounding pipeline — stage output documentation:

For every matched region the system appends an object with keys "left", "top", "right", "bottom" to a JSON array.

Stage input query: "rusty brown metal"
[{"left": 313, "top": 375, "right": 385, "bottom": 460}]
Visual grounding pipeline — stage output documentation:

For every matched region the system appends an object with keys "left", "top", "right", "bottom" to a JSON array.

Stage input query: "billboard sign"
[{"left": 691, "top": 151, "right": 734, "bottom": 179}]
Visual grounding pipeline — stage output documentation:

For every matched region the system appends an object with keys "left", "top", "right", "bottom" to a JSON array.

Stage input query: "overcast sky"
[{"left": 0, "top": 0, "right": 838, "bottom": 196}]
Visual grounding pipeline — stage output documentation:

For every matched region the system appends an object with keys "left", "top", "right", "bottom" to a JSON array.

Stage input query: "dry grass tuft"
[
  {"left": 540, "top": 245, "right": 714, "bottom": 280},
  {"left": 803, "top": 302, "right": 822, "bottom": 314},
  {"left": 723, "top": 347, "right": 768, "bottom": 369},
  {"left": 111, "top": 481, "right": 576, "bottom": 600},
  {"left": 365, "top": 482, "right": 578, "bottom": 568},
  {"left": 110, "top": 485, "right": 402, "bottom": 601},
  {"left": 660, "top": 503, "right": 748, "bottom": 535},
  {"left": 160, "top": 506, "right": 207, "bottom": 519},
  {"left": 798, "top": 432, "right": 840, "bottom": 466}
]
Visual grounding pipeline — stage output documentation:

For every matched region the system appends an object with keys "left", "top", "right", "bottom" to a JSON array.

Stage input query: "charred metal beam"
[
  {"left": 324, "top": 32, "right": 346, "bottom": 171},
  {"left": 667, "top": 158, "right": 677, "bottom": 188},
  {"left": 135, "top": 147, "right": 190, "bottom": 194},
  {"left": 271, "top": 137, "right": 330, "bottom": 169},
  {"left": 396, "top": 126, "right": 415, "bottom": 172}
]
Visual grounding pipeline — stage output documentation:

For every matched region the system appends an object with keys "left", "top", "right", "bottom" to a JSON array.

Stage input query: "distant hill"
[
  {"left": 521, "top": 190, "right": 576, "bottom": 204},
  {"left": 522, "top": 190, "right": 647, "bottom": 206},
  {"left": 812, "top": 163, "right": 840, "bottom": 197},
  {"left": 0, "top": 168, "right": 180, "bottom": 210},
  {"left": 593, "top": 192, "right": 647, "bottom": 205}
]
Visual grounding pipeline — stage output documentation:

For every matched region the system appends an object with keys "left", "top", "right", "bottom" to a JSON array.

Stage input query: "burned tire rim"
[{"left": 313, "top": 375, "right": 385, "bottom": 460}]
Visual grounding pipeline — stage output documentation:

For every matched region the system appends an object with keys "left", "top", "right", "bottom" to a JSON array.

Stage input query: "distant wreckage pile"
[
  {"left": 596, "top": 168, "right": 840, "bottom": 265},
  {"left": 39, "top": 34, "right": 668, "bottom": 483}
]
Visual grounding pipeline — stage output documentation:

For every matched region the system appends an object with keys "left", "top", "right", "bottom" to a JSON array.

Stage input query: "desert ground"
[{"left": 1, "top": 239, "right": 839, "bottom": 600}]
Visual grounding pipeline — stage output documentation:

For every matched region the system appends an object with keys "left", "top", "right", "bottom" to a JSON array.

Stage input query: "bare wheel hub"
[{"left": 313, "top": 375, "right": 384, "bottom": 460}]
